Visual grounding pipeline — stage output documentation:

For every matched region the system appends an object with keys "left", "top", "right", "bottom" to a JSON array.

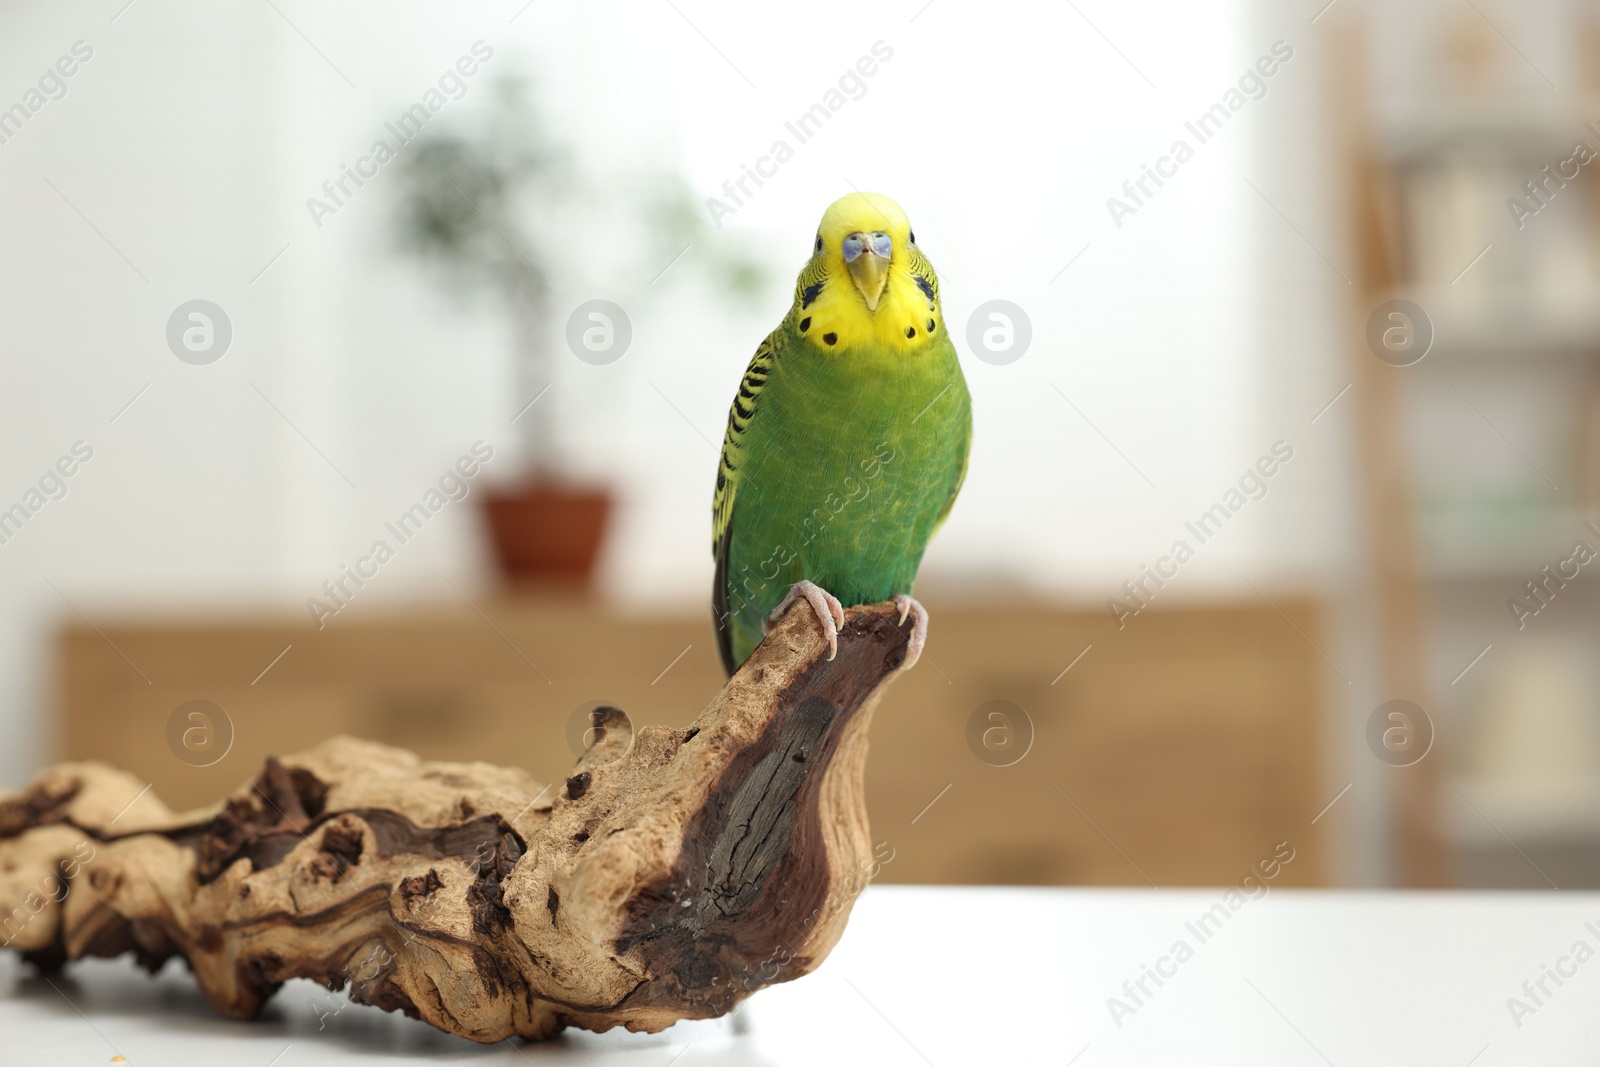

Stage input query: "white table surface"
[{"left": 2, "top": 885, "right": 1595, "bottom": 1065}]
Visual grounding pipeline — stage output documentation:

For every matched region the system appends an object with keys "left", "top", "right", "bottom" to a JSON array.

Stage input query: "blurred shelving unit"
[{"left": 1338, "top": 7, "right": 1600, "bottom": 887}]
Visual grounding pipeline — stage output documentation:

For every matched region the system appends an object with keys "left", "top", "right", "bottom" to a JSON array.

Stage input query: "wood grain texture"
[{"left": 0, "top": 602, "right": 909, "bottom": 1042}]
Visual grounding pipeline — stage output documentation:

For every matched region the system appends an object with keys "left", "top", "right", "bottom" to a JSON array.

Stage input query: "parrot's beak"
[{"left": 843, "top": 231, "right": 892, "bottom": 312}]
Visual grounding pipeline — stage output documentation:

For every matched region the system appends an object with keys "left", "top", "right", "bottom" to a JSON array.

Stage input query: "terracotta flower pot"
[{"left": 481, "top": 482, "right": 612, "bottom": 584}]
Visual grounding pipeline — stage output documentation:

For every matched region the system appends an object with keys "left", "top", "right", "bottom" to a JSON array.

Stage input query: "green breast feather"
[{"left": 711, "top": 305, "right": 971, "bottom": 674}]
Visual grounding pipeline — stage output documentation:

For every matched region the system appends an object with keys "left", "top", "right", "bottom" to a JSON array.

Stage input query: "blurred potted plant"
[
  {"left": 393, "top": 80, "right": 593, "bottom": 583},
  {"left": 394, "top": 80, "right": 762, "bottom": 585}
]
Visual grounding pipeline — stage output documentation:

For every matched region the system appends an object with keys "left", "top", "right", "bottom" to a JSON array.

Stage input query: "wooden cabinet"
[{"left": 53, "top": 596, "right": 1327, "bottom": 886}]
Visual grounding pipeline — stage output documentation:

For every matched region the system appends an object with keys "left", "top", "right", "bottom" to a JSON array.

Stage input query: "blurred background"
[{"left": 1, "top": 0, "right": 1595, "bottom": 892}]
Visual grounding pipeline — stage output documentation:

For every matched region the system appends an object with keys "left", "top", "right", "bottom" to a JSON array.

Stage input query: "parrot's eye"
[
  {"left": 815, "top": 234, "right": 823, "bottom": 253},
  {"left": 909, "top": 231, "right": 916, "bottom": 245}
]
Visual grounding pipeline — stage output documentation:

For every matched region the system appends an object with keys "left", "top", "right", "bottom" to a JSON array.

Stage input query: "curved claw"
[
  {"left": 891, "top": 595, "right": 929, "bottom": 671},
  {"left": 770, "top": 580, "right": 845, "bottom": 661}
]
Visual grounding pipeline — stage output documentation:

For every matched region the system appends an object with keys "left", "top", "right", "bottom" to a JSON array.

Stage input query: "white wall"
[{"left": 0, "top": 1, "right": 1354, "bottom": 791}]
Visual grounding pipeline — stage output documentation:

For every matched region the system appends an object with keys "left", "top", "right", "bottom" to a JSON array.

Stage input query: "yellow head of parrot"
[
  {"left": 817, "top": 192, "right": 913, "bottom": 314},
  {"left": 800, "top": 192, "right": 941, "bottom": 352}
]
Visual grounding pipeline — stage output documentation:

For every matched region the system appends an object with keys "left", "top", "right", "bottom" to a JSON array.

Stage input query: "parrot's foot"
[
  {"left": 892, "top": 595, "right": 929, "bottom": 671},
  {"left": 768, "top": 580, "right": 845, "bottom": 661}
]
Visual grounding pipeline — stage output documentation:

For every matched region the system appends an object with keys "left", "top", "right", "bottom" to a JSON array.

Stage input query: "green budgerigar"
[{"left": 712, "top": 192, "right": 972, "bottom": 674}]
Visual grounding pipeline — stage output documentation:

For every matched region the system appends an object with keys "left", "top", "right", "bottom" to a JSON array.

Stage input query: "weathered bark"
[{"left": 0, "top": 601, "right": 909, "bottom": 1041}]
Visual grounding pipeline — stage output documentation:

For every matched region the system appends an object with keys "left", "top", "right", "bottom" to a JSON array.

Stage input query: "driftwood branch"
[{"left": 0, "top": 601, "right": 910, "bottom": 1041}]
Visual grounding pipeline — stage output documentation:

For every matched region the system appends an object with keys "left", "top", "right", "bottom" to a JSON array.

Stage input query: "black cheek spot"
[
  {"left": 927, "top": 319, "right": 936, "bottom": 332},
  {"left": 800, "top": 317, "right": 811, "bottom": 331},
  {"left": 905, "top": 326, "right": 916, "bottom": 338},
  {"left": 801, "top": 282, "right": 824, "bottom": 309},
  {"left": 822, "top": 332, "right": 838, "bottom": 346}
]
